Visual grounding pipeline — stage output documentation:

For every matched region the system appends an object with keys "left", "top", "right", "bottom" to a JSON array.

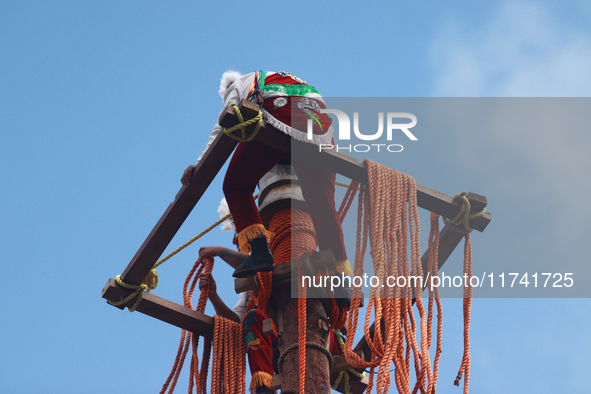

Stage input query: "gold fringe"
[
  {"left": 237, "top": 224, "right": 273, "bottom": 254},
  {"left": 334, "top": 259, "right": 353, "bottom": 276},
  {"left": 249, "top": 371, "right": 274, "bottom": 393}
]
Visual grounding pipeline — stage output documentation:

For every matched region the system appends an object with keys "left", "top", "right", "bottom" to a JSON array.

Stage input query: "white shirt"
[{"left": 232, "top": 291, "right": 252, "bottom": 323}]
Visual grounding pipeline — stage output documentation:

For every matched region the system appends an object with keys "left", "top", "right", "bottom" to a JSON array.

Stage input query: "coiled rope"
[
  {"left": 114, "top": 158, "right": 481, "bottom": 393},
  {"left": 340, "top": 161, "right": 483, "bottom": 394},
  {"left": 108, "top": 270, "right": 159, "bottom": 312},
  {"left": 160, "top": 256, "right": 246, "bottom": 394}
]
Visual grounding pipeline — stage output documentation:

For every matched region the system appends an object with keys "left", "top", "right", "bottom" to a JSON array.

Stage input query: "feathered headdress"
[{"left": 218, "top": 70, "right": 242, "bottom": 99}]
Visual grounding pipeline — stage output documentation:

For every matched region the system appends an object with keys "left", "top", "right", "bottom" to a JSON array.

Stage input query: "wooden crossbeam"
[
  {"left": 331, "top": 351, "right": 366, "bottom": 374},
  {"left": 335, "top": 374, "right": 370, "bottom": 394},
  {"left": 226, "top": 100, "right": 492, "bottom": 233},
  {"left": 102, "top": 278, "right": 214, "bottom": 337},
  {"left": 332, "top": 372, "right": 370, "bottom": 394},
  {"left": 118, "top": 131, "right": 239, "bottom": 286}
]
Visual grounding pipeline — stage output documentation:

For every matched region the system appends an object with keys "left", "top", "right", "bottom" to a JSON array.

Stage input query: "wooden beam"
[
  {"left": 118, "top": 118, "right": 240, "bottom": 286},
  {"left": 331, "top": 351, "right": 365, "bottom": 374},
  {"left": 225, "top": 100, "right": 492, "bottom": 232},
  {"left": 332, "top": 374, "right": 370, "bottom": 394},
  {"left": 102, "top": 278, "right": 214, "bottom": 338},
  {"left": 270, "top": 375, "right": 282, "bottom": 391},
  {"left": 271, "top": 374, "right": 369, "bottom": 394},
  {"left": 262, "top": 318, "right": 274, "bottom": 336}
]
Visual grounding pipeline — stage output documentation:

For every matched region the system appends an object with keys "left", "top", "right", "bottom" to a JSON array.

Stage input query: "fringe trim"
[
  {"left": 334, "top": 259, "right": 353, "bottom": 276},
  {"left": 261, "top": 110, "right": 334, "bottom": 146},
  {"left": 249, "top": 371, "right": 274, "bottom": 393},
  {"left": 237, "top": 224, "right": 274, "bottom": 254}
]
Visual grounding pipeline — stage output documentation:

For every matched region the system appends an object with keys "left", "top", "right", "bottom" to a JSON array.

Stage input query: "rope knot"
[
  {"left": 108, "top": 269, "right": 159, "bottom": 312},
  {"left": 443, "top": 192, "right": 486, "bottom": 234},
  {"left": 221, "top": 103, "right": 263, "bottom": 142}
]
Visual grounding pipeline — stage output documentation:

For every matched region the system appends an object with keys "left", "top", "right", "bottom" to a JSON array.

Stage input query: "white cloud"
[
  {"left": 429, "top": 0, "right": 591, "bottom": 248},
  {"left": 430, "top": 1, "right": 591, "bottom": 97}
]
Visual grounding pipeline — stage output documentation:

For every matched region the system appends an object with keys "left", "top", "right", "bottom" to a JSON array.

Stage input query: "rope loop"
[
  {"left": 277, "top": 342, "right": 335, "bottom": 374},
  {"left": 443, "top": 192, "right": 486, "bottom": 234},
  {"left": 221, "top": 103, "right": 263, "bottom": 142}
]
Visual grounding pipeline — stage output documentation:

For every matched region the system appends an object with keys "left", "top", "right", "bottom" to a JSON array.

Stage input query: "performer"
[
  {"left": 198, "top": 246, "right": 276, "bottom": 394},
  {"left": 182, "top": 70, "right": 352, "bottom": 279},
  {"left": 198, "top": 245, "right": 346, "bottom": 394}
]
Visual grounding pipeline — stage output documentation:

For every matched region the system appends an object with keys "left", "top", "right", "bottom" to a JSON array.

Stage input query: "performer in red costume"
[
  {"left": 198, "top": 245, "right": 347, "bottom": 394},
  {"left": 182, "top": 70, "right": 352, "bottom": 278}
]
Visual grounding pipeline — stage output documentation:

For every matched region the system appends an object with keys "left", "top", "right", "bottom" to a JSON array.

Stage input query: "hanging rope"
[
  {"left": 159, "top": 256, "right": 246, "bottom": 394},
  {"left": 266, "top": 208, "right": 317, "bottom": 394},
  {"left": 427, "top": 212, "right": 443, "bottom": 393},
  {"left": 442, "top": 192, "right": 485, "bottom": 394},
  {"left": 116, "top": 155, "right": 483, "bottom": 393},
  {"left": 453, "top": 233, "right": 473, "bottom": 394},
  {"left": 342, "top": 159, "right": 446, "bottom": 394}
]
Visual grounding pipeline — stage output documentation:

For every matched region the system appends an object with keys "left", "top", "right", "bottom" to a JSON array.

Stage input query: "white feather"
[
  {"left": 218, "top": 70, "right": 242, "bottom": 99},
  {"left": 217, "top": 197, "right": 235, "bottom": 232}
]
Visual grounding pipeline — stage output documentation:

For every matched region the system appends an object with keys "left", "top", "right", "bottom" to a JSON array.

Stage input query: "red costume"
[{"left": 202, "top": 70, "right": 352, "bottom": 274}]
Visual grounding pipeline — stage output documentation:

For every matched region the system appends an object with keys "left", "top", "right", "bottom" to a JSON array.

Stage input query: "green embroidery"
[
  {"left": 244, "top": 309, "right": 256, "bottom": 332},
  {"left": 262, "top": 84, "right": 321, "bottom": 97}
]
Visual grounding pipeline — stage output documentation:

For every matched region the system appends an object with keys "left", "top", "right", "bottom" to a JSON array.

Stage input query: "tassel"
[
  {"left": 334, "top": 259, "right": 353, "bottom": 276},
  {"left": 249, "top": 371, "right": 274, "bottom": 393},
  {"left": 237, "top": 224, "right": 274, "bottom": 254}
]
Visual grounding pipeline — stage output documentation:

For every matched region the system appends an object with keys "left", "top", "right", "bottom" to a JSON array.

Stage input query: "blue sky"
[{"left": 1, "top": 1, "right": 590, "bottom": 393}]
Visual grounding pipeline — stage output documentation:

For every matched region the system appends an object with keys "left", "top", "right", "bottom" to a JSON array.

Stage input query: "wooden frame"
[{"left": 102, "top": 99, "right": 492, "bottom": 394}]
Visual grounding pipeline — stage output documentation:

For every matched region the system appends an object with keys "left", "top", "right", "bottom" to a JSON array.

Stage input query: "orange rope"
[
  {"left": 298, "top": 259, "right": 307, "bottom": 394},
  {"left": 159, "top": 180, "right": 359, "bottom": 393},
  {"left": 454, "top": 233, "right": 472, "bottom": 393},
  {"left": 342, "top": 160, "right": 447, "bottom": 394},
  {"left": 160, "top": 256, "right": 245, "bottom": 394},
  {"left": 158, "top": 162, "right": 475, "bottom": 394},
  {"left": 268, "top": 208, "right": 317, "bottom": 394},
  {"left": 427, "top": 213, "right": 443, "bottom": 392},
  {"left": 160, "top": 257, "right": 211, "bottom": 394}
]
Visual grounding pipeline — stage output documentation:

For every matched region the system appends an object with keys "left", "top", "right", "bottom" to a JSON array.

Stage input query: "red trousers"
[
  {"left": 222, "top": 140, "right": 347, "bottom": 261},
  {"left": 244, "top": 309, "right": 276, "bottom": 389}
]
